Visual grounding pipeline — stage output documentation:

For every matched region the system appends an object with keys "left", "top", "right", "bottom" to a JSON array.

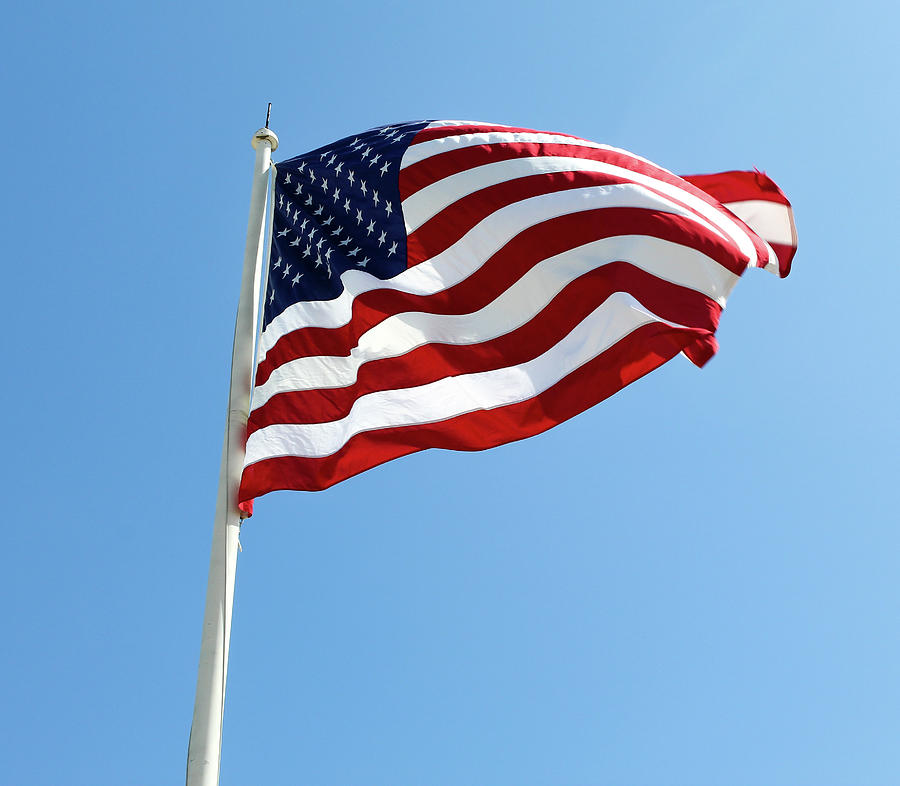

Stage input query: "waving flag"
[{"left": 238, "top": 120, "right": 797, "bottom": 501}]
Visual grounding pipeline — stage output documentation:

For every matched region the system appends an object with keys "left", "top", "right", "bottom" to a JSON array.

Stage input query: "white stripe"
[
  {"left": 251, "top": 235, "right": 737, "bottom": 408},
  {"left": 402, "top": 128, "right": 662, "bottom": 172},
  {"left": 400, "top": 153, "right": 702, "bottom": 234},
  {"left": 256, "top": 183, "right": 732, "bottom": 361},
  {"left": 424, "top": 120, "right": 513, "bottom": 129},
  {"left": 721, "top": 199, "right": 796, "bottom": 247},
  {"left": 402, "top": 155, "right": 757, "bottom": 270},
  {"left": 760, "top": 239, "right": 780, "bottom": 274},
  {"left": 245, "top": 292, "right": 679, "bottom": 463}
]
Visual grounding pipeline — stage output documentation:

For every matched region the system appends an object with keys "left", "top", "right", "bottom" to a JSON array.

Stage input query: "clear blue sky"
[{"left": 3, "top": 1, "right": 898, "bottom": 784}]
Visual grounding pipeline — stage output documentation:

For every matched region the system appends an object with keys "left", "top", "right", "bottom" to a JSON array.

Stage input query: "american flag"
[{"left": 238, "top": 120, "right": 797, "bottom": 501}]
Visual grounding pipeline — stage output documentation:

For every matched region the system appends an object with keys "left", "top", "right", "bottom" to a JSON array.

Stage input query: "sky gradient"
[{"left": 3, "top": 1, "right": 898, "bottom": 784}]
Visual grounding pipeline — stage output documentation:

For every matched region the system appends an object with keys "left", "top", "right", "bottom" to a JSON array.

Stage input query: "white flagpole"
[{"left": 186, "top": 123, "right": 279, "bottom": 786}]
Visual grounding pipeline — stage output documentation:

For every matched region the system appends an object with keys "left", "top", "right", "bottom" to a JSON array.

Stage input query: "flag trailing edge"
[{"left": 238, "top": 120, "right": 797, "bottom": 506}]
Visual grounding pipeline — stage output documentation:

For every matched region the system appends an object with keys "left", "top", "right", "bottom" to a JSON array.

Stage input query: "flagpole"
[{"left": 186, "top": 123, "right": 278, "bottom": 786}]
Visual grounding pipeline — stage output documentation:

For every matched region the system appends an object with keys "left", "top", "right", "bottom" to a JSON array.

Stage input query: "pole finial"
[
  {"left": 265, "top": 102, "right": 272, "bottom": 129},
  {"left": 252, "top": 126, "right": 279, "bottom": 152}
]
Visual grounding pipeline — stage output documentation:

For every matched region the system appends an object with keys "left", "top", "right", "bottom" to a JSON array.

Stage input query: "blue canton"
[{"left": 263, "top": 121, "right": 430, "bottom": 329}]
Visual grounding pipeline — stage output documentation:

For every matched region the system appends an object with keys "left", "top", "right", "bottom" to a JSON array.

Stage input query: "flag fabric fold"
[
  {"left": 238, "top": 120, "right": 797, "bottom": 501},
  {"left": 680, "top": 170, "right": 798, "bottom": 278}
]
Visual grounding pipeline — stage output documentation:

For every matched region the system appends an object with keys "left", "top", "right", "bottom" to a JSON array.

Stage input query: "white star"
[
  {"left": 303, "top": 245, "right": 311, "bottom": 258},
  {"left": 332, "top": 187, "right": 341, "bottom": 203},
  {"left": 360, "top": 181, "right": 367, "bottom": 196},
  {"left": 339, "top": 237, "right": 351, "bottom": 247},
  {"left": 291, "top": 272, "right": 303, "bottom": 285},
  {"left": 326, "top": 262, "right": 332, "bottom": 278},
  {"left": 277, "top": 227, "right": 290, "bottom": 237},
  {"left": 298, "top": 161, "right": 307, "bottom": 173},
  {"left": 304, "top": 195, "right": 313, "bottom": 206},
  {"left": 292, "top": 209, "right": 300, "bottom": 223},
  {"left": 379, "top": 161, "right": 390, "bottom": 176},
  {"left": 309, "top": 169, "right": 316, "bottom": 182},
  {"left": 328, "top": 154, "right": 337, "bottom": 166},
  {"left": 357, "top": 256, "right": 370, "bottom": 267},
  {"left": 285, "top": 201, "right": 292, "bottom": 214},
  {"left": 284, "top": 173, "right": 292, "bottom": 184},
  {"left": 348, "top": 247, "right": 360, "bottom": 257},
  {"left": 335, "top": 161, "right": 344, "bottom": 176},
  {"left": 370, "top": 153, "right": 381, "bottom": 166},
  {"left": 356, "top": 208, "right": 363, "bottom": 225},
  {"left": 294, "top": 182, "right": 303, "bottom": 195},
  {"left": 361, "top": 146, "right": 371, "bottom": 159},
  {"left": 319, "top": 150, "right": 328, "bottom": 160},
  {"left": 269, "top": 288, "right": 275, "bottom": 303},
  {"left": 372, "top": 190, "right": 379, "bottom": 208},
  {"left": 316, "top": 238, "right": 325, "bottom": 250},
  {"left": 384, "top": 201, "right": 392, "bottom": 217},
  {"left": 282, "top": 264, "right": 292, "bottom": 277},
  {"left": 320, "top": 177, "right": 328, "bottom": 192},
  {"left": 347, "top": 170, "right": 355, "bottom": 185},
  {"left": 314, "top": 205, "right": 324, "bottom": 216},
  {"left": 289, "top": 237, "right": 301, "bottom": 247},
  {"left": 315, "top": 255, "right": 323, "bottom": 267},
  {"left": 323, "top": 215, "right": 334, "bottom": 226},
  {"left": 343, "top": 198, "right": 351, "bottom": 212},
  {"left": 365, "top": 220, "right": 375, "bottom": 236},
  {"left": 273, "top": 255, "right": 282, "bottom": 268},
  {"left": 309, "top": 227, "right": 318, "bottom": 240},
  {"left": 325, "top": 248, "right": 333, "bottom": 261},
  {"left": 278, "top": 194, "right": 284, "bottom": 208},
  {"left": 299, "top": 218, "right": 309, "bottom": 232},
  {"left": 377, "top": 230, "right": 386, "bottom": 247},
  {"left": 331, "top": 226, "right": 342, "bottom": 237},
  {"left": 387, "top": 241, "right": 398, "bottom": 257}
]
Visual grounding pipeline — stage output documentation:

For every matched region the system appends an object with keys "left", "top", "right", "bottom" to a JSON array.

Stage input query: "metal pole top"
[{"left": 252, "top": 127, "right": 279, "bottom": 152}]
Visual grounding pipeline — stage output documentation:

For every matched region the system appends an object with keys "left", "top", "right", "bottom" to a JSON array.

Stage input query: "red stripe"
[
  {"left": 239, "top": 322, "right": 703, "bottom": 498},
  {"left": 248, "top": 262, "right": 721, "bottom": 433},
  {"left": 254, "top": 207, "right": 734, "bottom": 386},
  {"left": 402, "top": 140, "right": 638, "bottom": 199},
  {"left": 680, "top": 171, "right": 795, "bottom": 278},
  {"left": 681, "top": 170, "right": 791, "bottom": 206},
  {"left": 769, "top": 242, "right": 796, "bottom": 278},
  {"left": 400, "top": 138, "right": 771, "bottom": 273},
  {"left": 405, "top": 171, "right": 747, "bottom": 275},
  {"left": 399, "top": 139, "right": 763, "bottom": 271},
  {"left": 405, "top": 169, "right": 635, "bottom": 243},
  {"left": 401, "top": 137, "right": 720, "bottom": 204}
]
